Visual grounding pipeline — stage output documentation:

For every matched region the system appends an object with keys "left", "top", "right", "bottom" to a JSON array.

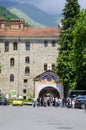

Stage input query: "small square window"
[
  {"left": 24, "top": 79, "right": 27, "bottom": 83},
  {"left": 23, "top": 89, "right": 26, "bottom": 93},
  {"left": 10, "top": 74, "right": 14, "bottom": 81},
  {"left": 23, "top": 96, "right": 26, "bottom": 99}
]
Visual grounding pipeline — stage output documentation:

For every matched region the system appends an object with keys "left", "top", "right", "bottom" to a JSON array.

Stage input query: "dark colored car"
[
  {"left": 0, "top": 98, "right": 9, "bottom": 105},
  {"left": 74, "top": 95, "right": 86, "bottom": 109}
]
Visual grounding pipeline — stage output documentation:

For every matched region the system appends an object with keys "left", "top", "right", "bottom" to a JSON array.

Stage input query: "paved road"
[{"left": 0, "top": 105, "right": 86, "bottom": 130}]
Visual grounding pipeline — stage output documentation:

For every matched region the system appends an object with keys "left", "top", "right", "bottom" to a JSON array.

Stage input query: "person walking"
[
  {"left": 55, "top": 97, "right": 59, "bottom": 107},
  {"left": 33, "top": 97, "right": 37, "bottom": 107},
  {"left": 66, "top": 96, "right": 71, "bottom": 108}
]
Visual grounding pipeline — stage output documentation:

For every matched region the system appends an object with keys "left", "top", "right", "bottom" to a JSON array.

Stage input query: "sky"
[{"left": 1, "top": 0, "right": 86, "bottom": 15}]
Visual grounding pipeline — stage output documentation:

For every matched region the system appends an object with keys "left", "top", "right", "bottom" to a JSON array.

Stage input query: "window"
[
  {"left": 5, "top": 42, "right": 9, "bottom": 52},
  {"left": 44, "top": 40, "right": 48, "bottom": 47},
  {"left": 25, "top": 66, "right": 30, "bottom": 75},
  {"left": 25, "top": 57, "right": 30, "bottom": 63},
  {"left": 10, "top": 74, "right": 14, "bottom": 81},
  {"left": 26, "top": 42, "right": 30, "bottom": 50},
  {"left": 13, "top": 42, "right": 18, "bottom": 50},
  {"left": 44, "top": 63, "right": 47, "bottom": 71},
  {"left": 10, "top": 58, "right": 14, "bottom": 67},
  {"left": 24, "top": 79, "right": 27, "bottom": 83},
  {"left": 52, "top": 63, "right": 55, "bottom": 70},
  {"left": 0, "top": 64, "right": 1, "bottom": 73},
  {"left": 23, "top": 96, "right": 26, "bottom": 99},
  {"left": 23, "top": 89, "right": 26, "bottom": 94},
  {"left": 52, "top": 40, "right": 56, "bottom": 47}
]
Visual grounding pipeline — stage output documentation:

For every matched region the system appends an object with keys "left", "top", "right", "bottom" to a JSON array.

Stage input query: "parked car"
[
  {"left": 12, "top": 100, "right": 23, "bottom": 106},
  {"left": 74, "top": 95, "right": 86, "bottom": 109},
  {"left": 0, "top": 97, "right": 9, "bottom": 105}
]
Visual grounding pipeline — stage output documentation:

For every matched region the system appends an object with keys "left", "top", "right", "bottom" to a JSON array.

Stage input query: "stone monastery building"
[{"left": 0, "top": 19, "right": 64, "bottom": 99}]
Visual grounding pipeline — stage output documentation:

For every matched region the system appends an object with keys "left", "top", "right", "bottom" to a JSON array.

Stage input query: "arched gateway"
[
  {"left": 39, "top": 86, "right": 60, "bottom": 98},
  {"left": 34, "top": 70, "right": 64, "bottom": 98}
]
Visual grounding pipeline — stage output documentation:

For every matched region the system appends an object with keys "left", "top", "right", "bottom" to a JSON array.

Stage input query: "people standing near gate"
[
  {"left": 37, "top": 98, "right": 40, "bottom": 107},
  {"left": 52, "top": 97, "right": 55, "bottom": 106},
  {"left": 33, "top": 97, "right": 37, "bottom": 107},
  {"left": 58, "top": 98, "right": 62, "bottom": 107},
  {"left": 66, "top": 96, "right": 71, "bottom": 108},
  {"left": 62, "top": 98, "right": 65, "bottom": 107},
  {"left": 55, "top": 96, "right": 59, "bottom": 107}
]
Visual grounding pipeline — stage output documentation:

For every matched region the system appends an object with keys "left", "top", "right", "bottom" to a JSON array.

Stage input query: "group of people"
[
  {"left": 32, "top": 96, "right": 65, "bottom": 108},
  {"left": 32, "top": 95, "right": 86, "bottom": 111}
]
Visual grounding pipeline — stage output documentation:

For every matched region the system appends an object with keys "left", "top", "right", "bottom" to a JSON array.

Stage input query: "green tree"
[
  {"left": 73, "top": 9, "right": 86, "bottom": 89},
  {"left": 55, "top": 0, "right": 80, "bottom": 94}
]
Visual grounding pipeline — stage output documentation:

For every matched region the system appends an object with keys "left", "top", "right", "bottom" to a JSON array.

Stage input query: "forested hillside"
[
  {"left": 0, "top": 5, "right": 18, "bottom": 24},
  {"left": 0, "top": 0, "right": 61, "bottom": 27}
]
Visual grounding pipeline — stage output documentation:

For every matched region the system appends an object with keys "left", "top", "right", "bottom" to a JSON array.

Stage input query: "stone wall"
[{"left": 0, "top": 37, "right": 59, "bottom": 99}]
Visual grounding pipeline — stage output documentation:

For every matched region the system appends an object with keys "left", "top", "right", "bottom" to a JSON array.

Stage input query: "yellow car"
[{"left": 12, "top": 100, "right": 23, "bottom": 106}]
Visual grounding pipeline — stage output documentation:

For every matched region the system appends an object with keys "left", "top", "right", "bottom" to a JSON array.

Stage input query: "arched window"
[
  {"left": 25, "top": 66, "right": 30, "bottom": 75},
  {"left": 25, "top": 56, "right": 30, "bottom": 63},
  {"left": 10, "top": 74, "right": 14, "bottom": 81},
  {"left": 52, "top": 63, "right": 55, "bottom": 70},
  {"left": 10, "top": 58, "right": 14, "bottom": 66},
  {"left": 44, "top": 63, "right": 47, "bottom": 71}
]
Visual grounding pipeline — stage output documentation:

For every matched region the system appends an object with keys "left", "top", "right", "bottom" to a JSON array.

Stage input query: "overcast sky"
[{"left": 1, "top": 0, "right": 86, "bottom": 14}]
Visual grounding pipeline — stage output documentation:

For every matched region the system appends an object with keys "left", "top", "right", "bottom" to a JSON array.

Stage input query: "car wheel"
[{"left": 81, "top": 104, "right": 85, "bottom": 109}]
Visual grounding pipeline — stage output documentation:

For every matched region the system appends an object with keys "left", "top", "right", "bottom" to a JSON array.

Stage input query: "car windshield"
[{"left": 77, "top": 96, "right": 86, "bottom": 99}]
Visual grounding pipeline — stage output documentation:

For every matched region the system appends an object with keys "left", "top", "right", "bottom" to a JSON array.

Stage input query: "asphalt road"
[{"left": 0, "top": 105, "right": 86, "bottom": 130}]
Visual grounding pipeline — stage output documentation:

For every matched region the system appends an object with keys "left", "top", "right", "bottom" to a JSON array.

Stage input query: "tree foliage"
[
  {"left": 63, "top": 0, "right": 80, "bottom": 29},
  {"left": 55, "top": 0, "right": 80, "bottom": 93},
  {"left": 73, "top": 9, "right": 86, "bottom": 89}
]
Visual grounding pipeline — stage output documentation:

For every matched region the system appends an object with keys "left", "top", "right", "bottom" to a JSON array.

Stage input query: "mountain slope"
[
  {"left": 0, "top": 5, "right": 18, "bottom": 23},
  {"left": 9, "top": 8, "right": 45, "bottom": 27},
  {"left": 0, "top": 0, "right": 60, "bottom": 27}
]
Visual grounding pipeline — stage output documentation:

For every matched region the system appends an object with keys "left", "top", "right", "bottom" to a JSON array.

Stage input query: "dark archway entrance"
[{"left": 38, "top": 86, "right": 60, "bottom": 98}]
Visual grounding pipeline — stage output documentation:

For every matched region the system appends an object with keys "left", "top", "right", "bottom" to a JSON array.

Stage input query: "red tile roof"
[{"left": 0, "top": 27, "right": 60, "bottom": 37}]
